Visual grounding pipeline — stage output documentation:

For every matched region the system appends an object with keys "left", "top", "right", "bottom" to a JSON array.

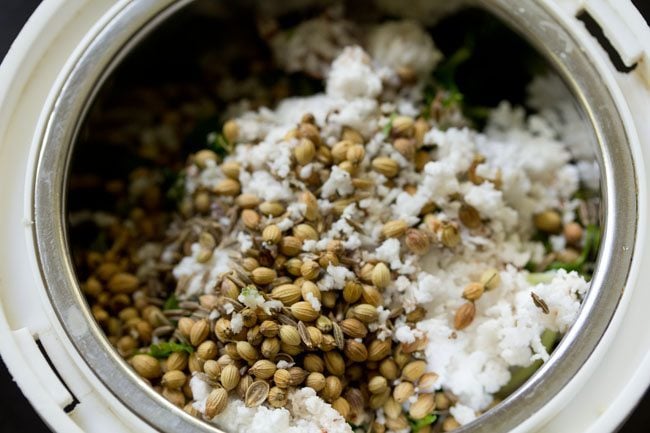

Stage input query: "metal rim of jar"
[{"left": 30, "top": 0, "right": 638, "bottom": 432}]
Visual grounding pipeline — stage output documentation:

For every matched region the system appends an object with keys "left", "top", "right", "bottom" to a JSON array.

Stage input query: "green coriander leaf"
[
  {"left": 383, "top": 113, "right": 397, "bottom": 136},
  {"left": 163, "top": 293, "right": 179, "bottom": 311},
  {"left": 148, "top": 342, "right": 194, "bottom": 359},
  {"left": 409, "top": 414, "right": 438, "bottom": 432}
]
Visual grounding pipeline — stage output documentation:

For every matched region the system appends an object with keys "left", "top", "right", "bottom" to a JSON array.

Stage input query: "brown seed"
[
  {"left": 273, "top": 368, "right": 292, "bottom": 388},
  {"left": 236, "top": 193, "right": 261, "bottom": 208},
  {"left": 189, "top": 319, "right": 210, "bottom": 346},
  {"left": 346, "top": 144, "right": 365, "bottom": 164},
  {"left": 419, "top": 372, "right": 440, "bottom": 392},
  {"left": 288, "top": 366, "right": 308, "bottom": 386},
  {"left": 195, "top": 191, "right": 212, "bottom": 213},
  {"left": 342, "top": 127, "right": 364, "bottom": 144},
  {"left": 480, "top": 268, "right": 501, "bottom": 290},
  {"left": 259, "top": 201, "right": 285, "bottom": 217},
  {"left": 242, "top": 257, "right": 260, "bottom": 272},
  {"left": 252, "top": 267, "right": 277, "bottom": 285},
  {"left": 332, "top": 140, "right": 353, "bottom": 163},
  {"left": 298, "top": 123, "right": 321, "bottom": 145},
  {"left": 285, "top": 258, "right": 303, "bottom": 276},
  {"left": 195, "top": 149, "right": 218, "bottom": 168},
  {"left": 353, "top": 304, "right": 379, "bottom": 324},
  {"left": 393, "top": 138, "right": 416, "bottom": 160},
  {"left": 405, "top": 228, "right": 430, "bottom": 255},
  {"left": 342, "top": 281, "right": 363, "bottom": 303},
  {"left": 564, "top": 222, "right": 583, "bottom": 244},
  {"left": 393, "top": 381, "right": 415, "bottom": 403},
  {"left": 261, "top": 338, "right": 281, "bottom": 359},
  {"left": 409, "top": 393, "right": 436, "bottom": 420},
  {"left": 414, "top": 118, "right": 429, "bottom": 146},
  {"left": 271, "top": 284, "right": 302, "bottom": 305},
  {"left": 332, "top": 322, "right": 345, "bottom": 350},
  {"left": 259, "top": 320, "right": 280, "bottom": 338},
  {"left": 291, "top": 301, "right": 320, "bottom": 322},
  {"left": 322, "top": 376, "right": 343, "bottom": 402},
  {"left": 262, "top": 225, "right": 282, "bottom": 244},
  {"left": 280, "top": 236, "right": 302, "bottom": 256},
  {"left": 316, "top": 315, "right": 333, "bottom": 333},
  {"left": 382, "top": 220, "right": 408, "bottom": 238},
  {"left": 305, "top": 372, "right": 326, "bottom": 391},
  {"left": 372, "top": 157, "right": 399, "bottom": 178},
  {"left": 279, "top": 325, "right": 301, "bottom": 346},
  {"left": 245, "top": 380, "right": 270, "bottom": 407},
  {"left": 294, "top": 138, "right": 316, "bottom": 165},
  {"left": 241, "top": 209, "right": 261, "bottom": 230},
  {"left": 293, "top": 224, "right": 319, "bottom": 241},
  {"left": 361, "top": 285, "right": 383, "bottom": 307},
  {"left": 402, "top": 360, "right": 427, "bottom": 382},
  {"left": 131, "top": 354, "right": 161, "bottom": 379},
  {"left": 236, "top": 341, "right": 259, "bottom": 364},
  {"left": 268, "top": 386, "right": 289, "bottom": 408},
  {"left": 344, "top": 340, "right": 368, "bottom": 362},
  {"left": 331, "top": 397, "right": 351, "bottom": 419},
  {"left": 238, "top": 375, "right": 253, "bottom": 400},
  {"left": 443, "top": 417, "right": 461, "bottom": 431},
  {"left": 392, "top": 116, "right": 415, "bottom": 137},
  {"left": 250, "top": 360, "right": 276, "bottom": 379},
  {"left": 534, "top": 210, "right": 562, "bottom": 233},
  {"left": 367, "top": 339, "right": 392, "bottom": 362},
  {"left": 214, "top": 178, "right": 241, "bottom": 196},
  {"left": 107, "top": 273, "right": 139, "bottom": 294},
  {"left": 197, "top": 340, "right": 218, "bottom": 360},
  {"left": 167, "top": 352, "right": 188, "bottom": 372},
  {"left": 369, "top": 388, "right": 391, "bottom": 409},
  {"left": 371, "top": 263, "right": 391, "bottom": 290},
  {"left": 339, "top": 318, "right": 368, "bottom": 339},
  {"left": 301, "top": 281, "right": 321, "bottom": 301},
  {"left": 303, "top": 353, "right": 325, "bottom": 372},
  {"left": 440, "top": 223, "right": 460, "bottom": 248},
  {"left": 307, "top": 326, "right": 323, "bottom": 347},
  {"left": 301, "top": 190, "right": 320, "bottom": 221},
  {"left": 223, "top": 119, "right": 239, "bottom": 143},
  {"left": 188, "top": 353, "right": 205, "bottom": 373},
  {"left": 220, "top": 364, "right": 241, "bottom": 390},
  {"left": 383, "top": 397, "right": 402, "bottom": 419},
  {"left": 462, "top": 282, "right": 485, "bottom": 301},
  {"left": 161, "top": 370, "right": 186, "bottom": 389},
  {"left": 368, "top": 376, "right": 388, "bottom": 394},
  {"left": 454, "top": 302, "right": 476, "bottom": 330},
  {"left": 300, "top": 260, "right": 321, "bottom": 280},
  {"left": 531, "top": 292, "right": 550, "bottom": 314},
  {"left": 379, "top": 358, "right": 399, "bottom": 380},
  {"left": 324, "top": 351, "right": 346, "bottom": 376},
  {"left": 205, "top": 388, "right": 228, "bottom": 419},
  {"left": 458, "top": 203, "right": 482, "bottom": 229},
  {"left": 220, "top": 161, "right": 240, "bottom": 180},
  {"left": 203, "top": 360, "right": 222, "bottom": 380},
  {"left": 320, "top": 334, "right": 337, "bottom": 352}
]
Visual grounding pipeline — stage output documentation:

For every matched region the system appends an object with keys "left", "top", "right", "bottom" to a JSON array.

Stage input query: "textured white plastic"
[
  {"left": 584, "top": 0, "right": 650, "bottom": 85},
  {"left": 0, "top": 0, "right": 648, "bottom": 432}
]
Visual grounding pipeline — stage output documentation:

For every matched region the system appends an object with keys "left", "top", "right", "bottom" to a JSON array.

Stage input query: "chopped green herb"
[
  {"left": 548, "top": 224, "right": 600, "bottom": 276},
  {"left": 163, "top": 293, "right": 179, "bottom": 311},
  {"left": 409, "top": 414, "right": 438, "bottom": 432},
  {"left": 383, "top": 113, "right": 397, "bottom": 136},
  {"left": 148, "top": 342, "right": 194, "bottom": 359},
  {"left": 526, "top": 272, "right": 555, "bottom": 285},
  {"left": 207, "top": 132, "right": 234, "bottom": 158},
  {"left": 241, "top": 285, "right": 257, "bottom": 297},
  {"left": 495, "top": 329, "right": 558, "bottom": 398},
  {"left": 165, "top": 170, "right": 186, "bottom": 206}
]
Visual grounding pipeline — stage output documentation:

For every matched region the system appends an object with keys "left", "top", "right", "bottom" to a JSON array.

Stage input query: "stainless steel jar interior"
[{"left": 32, "top": 0, "right": 638, "bottom": 432}]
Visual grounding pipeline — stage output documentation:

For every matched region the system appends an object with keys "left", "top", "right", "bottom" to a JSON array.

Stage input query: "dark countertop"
[{"left": 1, "top": 0, "right": 649, "bottom": 432}]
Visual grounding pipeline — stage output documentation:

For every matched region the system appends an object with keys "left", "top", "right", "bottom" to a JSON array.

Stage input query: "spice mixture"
[{"left": 71, "top": 8, "right": 600, "bottom": 433}]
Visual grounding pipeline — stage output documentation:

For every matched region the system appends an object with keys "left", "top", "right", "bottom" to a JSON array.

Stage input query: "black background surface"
[{"left": 0, "top": 0, "right": 649, "bottom": 432}]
